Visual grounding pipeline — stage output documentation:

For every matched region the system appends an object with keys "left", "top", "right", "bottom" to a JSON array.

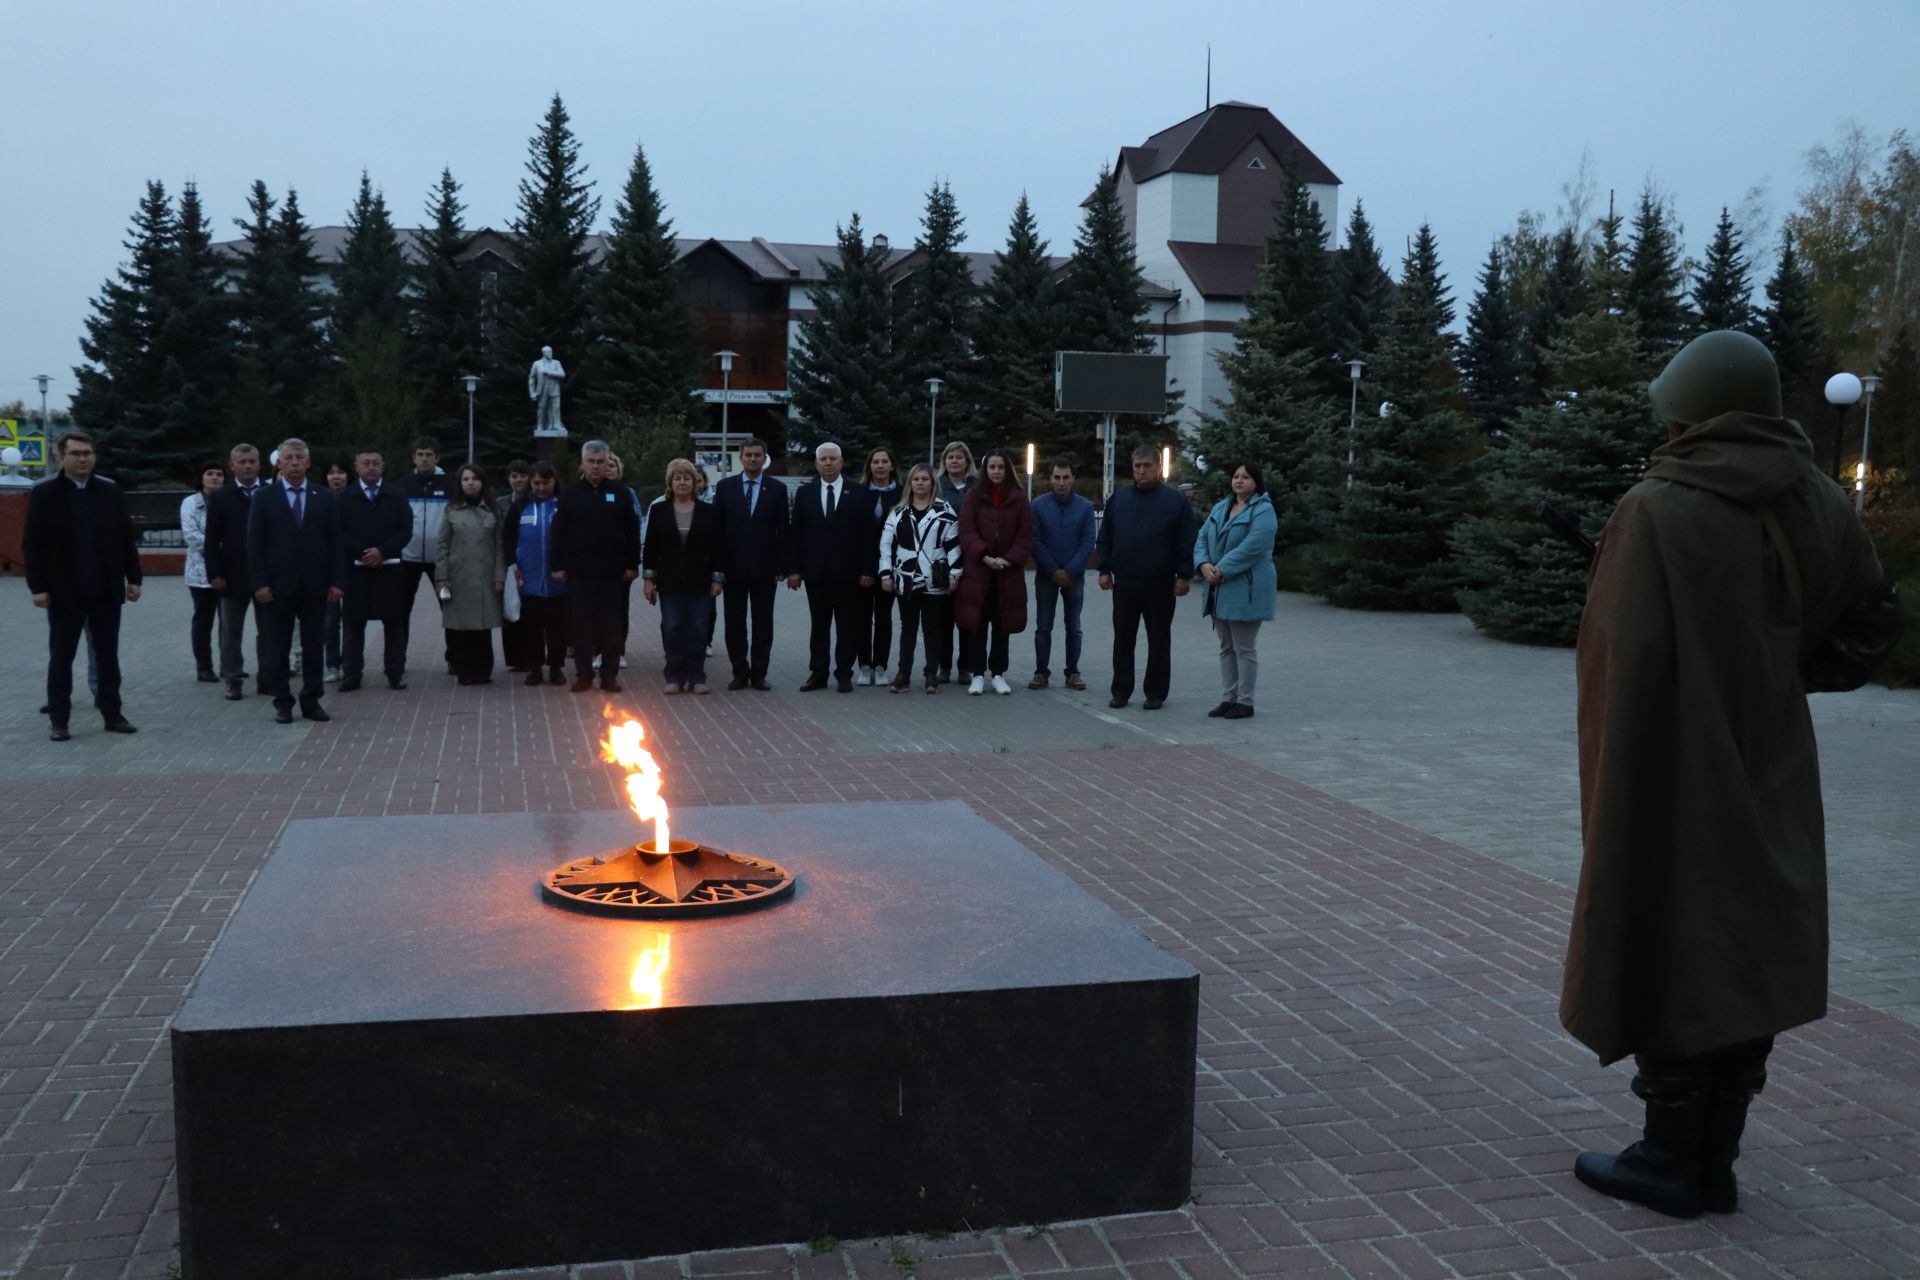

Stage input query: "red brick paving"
[{"left": 2, "top": 674, "right": 1918, "bottom": 1279}]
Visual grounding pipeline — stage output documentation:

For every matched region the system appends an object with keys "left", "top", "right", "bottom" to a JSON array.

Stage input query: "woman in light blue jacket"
[{"left": 1194, "top": 461, "right": 1278, "bottom": 720}]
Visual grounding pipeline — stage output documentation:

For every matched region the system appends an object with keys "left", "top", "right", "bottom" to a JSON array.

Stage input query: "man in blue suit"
[
  {"left": 247, "top": 437, "right": 345, "bottom": 724},
  {"left": 712, "top": 437, "right": 788, "bottom": 691},
  {"left": 785, "top": 441, "right": 876, "bottom": 692}
]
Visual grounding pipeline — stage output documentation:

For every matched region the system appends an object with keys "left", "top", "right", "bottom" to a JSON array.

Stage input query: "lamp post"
[
  {"left": 1856, "top": 374, "right": 1881, "bottom": 512},
  {"left": 34, "top": 374, "right": 50, "bottom": 472},
  {"left": 459, "top": 373, "right": 479, "bottom": 462},
  {"left": 1025, "top": 442, "right": 1035, "bottom": 498},
  {"left": 1344, "top": 358, "right": 1365, "bottom": 490},
  {"left": 1824, "top": 371, "right": 1862, "bottom": 488},
  {"left": 1160, "top": 445, "right": 1171, "bottom": 483},
  {"left": 925, "top": 377, "right": 943, "bottom": 467},
  {"left": 715, "top": 349, "right": 738, "bottom": 475}
]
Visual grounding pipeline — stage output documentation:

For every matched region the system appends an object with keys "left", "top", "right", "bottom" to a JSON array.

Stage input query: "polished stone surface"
[{"left": 172, "top": 802, "right": 1198, "bottom": 1280}]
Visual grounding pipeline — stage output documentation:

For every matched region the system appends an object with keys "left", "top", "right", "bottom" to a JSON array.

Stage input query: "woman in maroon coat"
[{"left": 954, "top": 449, "right": 1032, "bottom": 695}]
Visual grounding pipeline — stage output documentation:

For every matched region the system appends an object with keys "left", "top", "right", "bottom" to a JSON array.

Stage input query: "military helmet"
[{"left": 1648, "top": 330, "right": 1783, "bottom": 426}]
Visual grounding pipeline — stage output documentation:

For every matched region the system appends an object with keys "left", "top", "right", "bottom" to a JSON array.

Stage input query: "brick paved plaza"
[{"left": 2, "top": 583, "right": 1917, "bottom": 1279}]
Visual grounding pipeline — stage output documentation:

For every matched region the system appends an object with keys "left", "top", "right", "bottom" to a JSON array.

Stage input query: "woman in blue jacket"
[
  {"left": 502, "top": 462, "right": 571, "bottom": 686},
  {"left": 1193, "top": 461, "right": 1278, "bottom": 719}
]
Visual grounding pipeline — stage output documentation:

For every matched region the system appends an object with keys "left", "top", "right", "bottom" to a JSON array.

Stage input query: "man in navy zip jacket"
[
  {"left": 1028, "top": 457, "right": 1097, "bottom": 691},
  {"left": 712, "top": 437, "right": 788, "bottom": 690},
  {"left": 549, "top": 439, "right": 640, "bottom": 693},
  {"left": 1096, "top": 446, "right": 1195, "bottom": 710}
]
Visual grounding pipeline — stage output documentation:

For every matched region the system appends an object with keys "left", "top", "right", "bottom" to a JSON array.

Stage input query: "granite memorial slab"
[{"left": 172, "top": 801, "right": 1198, "bottom": 1280}]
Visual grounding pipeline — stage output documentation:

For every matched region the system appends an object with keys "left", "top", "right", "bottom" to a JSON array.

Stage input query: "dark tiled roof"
[
  {"left": 1120, "top": 102, "right": 1339, "bottom": 187},
  {"left": 1167, "top": 241, "right": 1265, "bottom": 299}
]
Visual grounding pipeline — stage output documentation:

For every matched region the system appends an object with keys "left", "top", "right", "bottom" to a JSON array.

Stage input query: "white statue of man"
[{"left": 528, "top": 346, "right": 567, "bottom": 437}]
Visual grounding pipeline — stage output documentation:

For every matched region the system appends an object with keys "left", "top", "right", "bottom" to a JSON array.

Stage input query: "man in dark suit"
[
  {"left": 246, "top": 438, "right": 345, "bottom": 724},
  {"left": 549, "top": 438, "right": 641, "bottom": 694},
  {"left": 23, "top": 430, "right": 142, "bottom": 741},
  {"left": 203, "top": 442, "right": 267, "bottom": 701},
  {"left": 336, "top": 447, "right": 412, "bottom": 692},
  {"left": 712, "top": 437, "right": 788, "bottom": 691},
  {"left": 785, "top": 441, "right": 875, "bottom": 692}
]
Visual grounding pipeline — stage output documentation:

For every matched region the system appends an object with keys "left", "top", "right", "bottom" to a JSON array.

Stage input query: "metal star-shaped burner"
[{"left": 542, "top": 840, "right": 796, "bottom": 917}]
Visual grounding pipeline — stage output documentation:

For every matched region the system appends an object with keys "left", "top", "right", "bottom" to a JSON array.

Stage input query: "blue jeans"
[
  {"left": 659, "top": 592, "right": 713, "bottom": 686},
  {"left": 1032, "top": 574, "right": 1084, "bottom": 676}
]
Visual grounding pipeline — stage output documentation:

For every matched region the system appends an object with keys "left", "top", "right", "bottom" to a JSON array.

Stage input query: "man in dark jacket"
[
  {"left": 712, "top": 437, "right": 787, "bottom": 690},
  {"left": 550, "top": 439, "right": 640, "bottom": 693},
  {"left": 785, "top": 441, "right": 875, "bottom": 692},
  {"left": 1096, "top": 446, "right": 1195, "bottom": 710},
  {"left": 1028, "top": 457, "right": 1097, "bottom": 690},
  {"left": 337, "top": 447, "right": 412, "bottom": 692},
  {"left": 247, "top": 438, "right": 345, "bottom": 724},
  {"left": 1565, "top": 331, "right": 1900, "bottom": 1219},
  {"left": 203, "top": 442, "right": 267, "bottom": 700},
  {"left": 23, "top": 430, "right": 141, "bottom": 741}
]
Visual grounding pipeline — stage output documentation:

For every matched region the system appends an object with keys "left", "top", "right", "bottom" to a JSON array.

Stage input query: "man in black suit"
[
  {"left": 246, "top": 437, "right": 345, "bottom": 724},
  {"left": 712, "top": 437, "right": 788, "bottom": 691},
  {"left": 550, "top": 438, "right": 641, "bottom": 694},
  {"left": 203, "top": 442, "right": 267, "bottom": 701},
  {"left": 336, "top": 447, "right": 412, "bottom": 692},
  {"left": 785, "top": 441, "right": 875, "bottom": 693},
  {"left": 23, "top": 430, "right": 142, "bottom": 741}
]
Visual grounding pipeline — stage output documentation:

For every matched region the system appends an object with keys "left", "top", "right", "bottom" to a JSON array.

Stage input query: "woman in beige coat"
[{"left": 435, "top": 463, "right": 505, "bottom": 685}]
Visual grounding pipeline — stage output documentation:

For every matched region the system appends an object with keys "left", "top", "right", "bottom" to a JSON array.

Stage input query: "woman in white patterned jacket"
[
  {"left": 179, "top": 459, "right": 226, "bottom": 682},
  {"left": 876, "top": 463, "right": 963, "bottom": 695}
]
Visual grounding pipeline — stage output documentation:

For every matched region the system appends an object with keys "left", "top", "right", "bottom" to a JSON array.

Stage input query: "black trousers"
[
  {"left": 723, "top": 577, "right": 777, "bottom": 679},
  {"left": 961, "top": 583, "right": 1011, "bottom": 676},
  {"left": 1111, "top": 580, "right": 1176, "bottom": 702},
  {"left": 189, "top": 585, "right": 221, "bottom": 673},
  {"left": 46, "top": 594, "right": 122, "bottom": 726},
  {"left": 1633, "top": 1037, "right": 1775, "bottom": 1104},
  {"left": 804, "top": 577, "right": 861, "bottom": 681},
  {"left": 260, "top": 588, "right": 327, "bottom": 712},
  {"left": 447, "top": 629, "right": 495, "bottom": 682},
  {"left": 896, "top": 593, "right": 951, "bottom": 679},
  {"left": 569, "top": 576, "right": 628, "bottom": 678},
  {"left": 856, "top": 581, "right": 895, "bottom": 670},
  {"left": 520, "top": 593, "right": 571, "bottom": 670},
  {"left": 501, "top": 607, "right": 530, "bottom": 669},
  {"left": 342, "top": 567, "right": 407, "bottom": 681}
]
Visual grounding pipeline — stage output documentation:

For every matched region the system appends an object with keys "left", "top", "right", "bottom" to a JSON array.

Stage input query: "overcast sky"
[{"left": 4, "top": 0, "right": 1915, "bottom": 414}]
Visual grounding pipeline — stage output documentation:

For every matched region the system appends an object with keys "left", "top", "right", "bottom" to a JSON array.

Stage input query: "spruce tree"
[
  {"left": 1763, "top": 227, "right": 1825, "bottom": 429},
  {"left": 1330, "top": 199, "right": 1394, "bottom": 367},
  {"left": 1626, "top": 186, "right": 1693, "bottom": 366},
  {"left": 1525, "top": 228, "right": 1588, "bottom": 396},
  {"left": 490, "top": 93, "right": 600, "bottom": 459},
  {"left": 584, "top": 140, "right": 697, "bottom": 425},
  {"left": 1454, "top": 213, "right": 1663, "bottom": 644},
  {"left": 1060, "top": 164, "right": 1152, "bottom": 355},
  {"left": 1873, "top": 323, "right": 1919, "bottom": 481},
  {"left": 71, "top": 180, "right": 176, "bottom": 484},
  {"left": 151, "top": 181, "right": 234, "bottom": 474},
  {"left": 1459, "top": 244, "right": 1529, "bottom": 440},
  {"left": 227, "top": 182, "right": 329, "bottom": 442},
  {"left": 788, "top": 212, "right": 907, "bottom": 459},
  {"left": 971, "top": 194, "right": 1066, "bottom": 470},
  {"left": 1318, "top": 224, "right": 1479, "bottom": 610},
  {"left": 412, "top": 167, "right": 483, "bottom": 445},
  {"left": 334, "top": 171, "right": 410, "bottom": 341},
  {"left": 1692, "top": 206, "right": 1758, "bottom": 336},
  {"left": 897, "top": 180, "right": 977, "bottom": 447}
]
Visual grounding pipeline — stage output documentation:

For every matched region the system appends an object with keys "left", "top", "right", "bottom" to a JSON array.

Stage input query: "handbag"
[{"left": 502, "top": 568, "right": 522, "bottom": 623}]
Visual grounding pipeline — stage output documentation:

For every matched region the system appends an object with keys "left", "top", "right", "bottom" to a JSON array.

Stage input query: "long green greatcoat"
[
  {"left": 1561, "top": 412, "right": 1886, "bottom": 1065},
  {"left": 434, "top": 501, "right": 505, "bottom": 632}
]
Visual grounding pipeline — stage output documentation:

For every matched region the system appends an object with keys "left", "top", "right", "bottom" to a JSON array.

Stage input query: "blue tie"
[{"left": 291, "top": 485, "right": 304, "bottom": 525}]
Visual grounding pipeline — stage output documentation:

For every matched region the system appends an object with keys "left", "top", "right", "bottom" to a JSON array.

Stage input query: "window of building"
[{"left": 1246, "top": 156, "right": 1266, "bottom": 170}]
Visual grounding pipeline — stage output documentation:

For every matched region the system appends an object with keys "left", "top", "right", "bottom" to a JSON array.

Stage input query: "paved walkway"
[{"left": 1, "top": 583, "right": 1916, "bottom": 1279}]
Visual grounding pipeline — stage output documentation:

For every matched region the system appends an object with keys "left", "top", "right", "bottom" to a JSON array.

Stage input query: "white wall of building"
[{"left": 1308, "top": 183, "right": 1340, "bottom": 242}]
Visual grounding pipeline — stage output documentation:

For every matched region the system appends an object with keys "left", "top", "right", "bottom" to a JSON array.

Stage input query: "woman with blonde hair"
[
  {"left": 642, "top": 457, "right": 725, "bottom": 694},
  {"left": 877, "top": 463, "right": 961, "bottom": 693}
]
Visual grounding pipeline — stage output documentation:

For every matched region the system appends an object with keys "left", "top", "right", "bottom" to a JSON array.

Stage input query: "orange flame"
[
  {"left": 629, "top": 933, "right": 671, "bottom": 1008},
  {"left": 601, "top": 715, "right": 670, "bottom": 853}
]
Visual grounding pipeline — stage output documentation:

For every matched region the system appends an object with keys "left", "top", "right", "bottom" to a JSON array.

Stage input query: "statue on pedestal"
[{"left": 529, "top": 346, "right": 567, "bottom": 437}]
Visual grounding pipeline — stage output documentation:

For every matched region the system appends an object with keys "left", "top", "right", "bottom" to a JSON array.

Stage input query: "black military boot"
[
  {"left": 1574, "top": 1098, "right": 1707, "bottom": 1218},
  {"left": 1701, "top": 1091, "right": 1753, "bottom": 1213}
]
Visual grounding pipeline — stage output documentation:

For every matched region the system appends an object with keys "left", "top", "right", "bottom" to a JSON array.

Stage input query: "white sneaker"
[
  {"left": 967, "top": 675, "right": 985, "bottom": 696},
  {"left": 619, "top": 655, "right": 630, "bottom": 669},
  {"left": 990, "top": 674, "right": 1012, "bottom": 696},
  {"left": 855, "top": 666, "right": 874, "bottom": 687},
  {"left": 325, "top": 666, "right": 343, "bottom": 684}
]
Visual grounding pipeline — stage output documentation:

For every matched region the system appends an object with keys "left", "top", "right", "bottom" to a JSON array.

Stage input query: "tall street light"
[
  {"left": 1824, "top": 371, "right": 1862, "bottom": 485},
  {"left": 925, "top": 377, "right": 943, "bottom": 467},
  {"left": 1344, "top": 359, "right": 1365, "bottom": 490},
  {"left": 715, "top": 349, "right": 738, "bottom": 475},
  {"left": 1856, "top": 373, "right": 1882, "bottom": 512},
  {"left": 459, "top": 373, "right": 480, "bottom": 462}
]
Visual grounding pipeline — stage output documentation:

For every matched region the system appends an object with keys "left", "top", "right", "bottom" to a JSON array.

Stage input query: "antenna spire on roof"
[{"left": 1205, "top": 45, "right": 1211, "bottom": 111}]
